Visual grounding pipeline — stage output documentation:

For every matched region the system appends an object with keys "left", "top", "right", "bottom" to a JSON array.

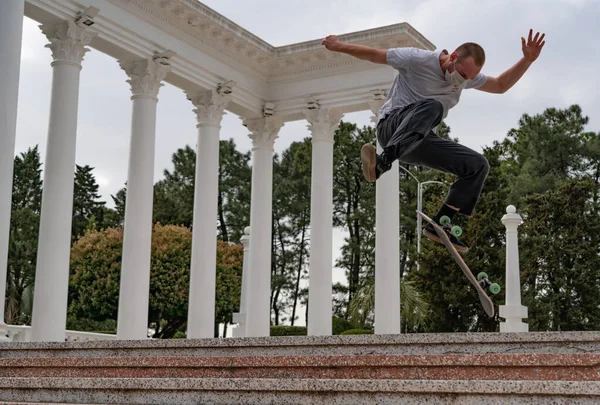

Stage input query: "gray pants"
[{"left": 376, "top": 99, "right": 490, "bottom": 216}]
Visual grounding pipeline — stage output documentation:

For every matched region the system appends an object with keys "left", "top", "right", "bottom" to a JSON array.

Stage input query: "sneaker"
[
  {"left": 423, "top": 222, "right": 469, "bottom": 253},
  {"left": 361, "top": 144, "right": 392, "bottom": 183}
]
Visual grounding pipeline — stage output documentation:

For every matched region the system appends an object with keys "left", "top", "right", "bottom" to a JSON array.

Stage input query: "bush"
[
  {"left": 340, "top": 328, "right": 374, "bottom": 335},
  {"left": 270, "top": 326, "right": 307, "bottom": 336},
  {"left": 332, "top": 316, "right": 354, "bottom": 335}
]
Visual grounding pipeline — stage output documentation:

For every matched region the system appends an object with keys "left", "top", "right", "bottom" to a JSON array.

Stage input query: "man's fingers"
[
  {"left": 537, "top": 33, "right": 546, "bottom": 46},
  {"left": 528, "top": 29, "right": 533, "bottom": 43}
]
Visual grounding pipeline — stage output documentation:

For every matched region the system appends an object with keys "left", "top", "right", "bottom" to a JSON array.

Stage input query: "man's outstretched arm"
[
  {"left": 322, "top": 35, "right": 388, "bottom": 64},
  {"left": 478, "top": 29, "right": 546, "bottom": 94}
]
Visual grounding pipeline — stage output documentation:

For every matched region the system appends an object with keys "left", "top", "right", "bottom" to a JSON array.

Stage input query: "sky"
[{"left": 13, "top": 0, "right": 600, "bottom": 325}]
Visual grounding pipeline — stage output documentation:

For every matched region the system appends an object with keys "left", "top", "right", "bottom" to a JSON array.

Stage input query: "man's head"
[{"left": 448, "top": 42, "right": 486, "bottom": 80}]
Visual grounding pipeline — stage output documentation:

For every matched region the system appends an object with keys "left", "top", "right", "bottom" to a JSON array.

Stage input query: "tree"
[
  {"left": 218, "top": 139, "right": 252, "bottom": 243},
  {"left": 332, "top": 122, "right": 377, "bottom": 316},
  {"left": 6, "top": 147, "right": 43, "bottom": 324},
  {"left": 71, "top": 165, "right": 107, "bottom": 241},
  {"left": 348, "top": 278, "right": 430, "bottom": 332},
  {"left": 501, "top": 105, "right": 591, "bottom": 200},
  {"left": 271, "top": 139, "right": 311, "bottom": 326},
  {"left": 111, "top": 186, "right": 127, "bottom": 227},
  {"left": 519, "top": 179, "right": 600, "bottom": 331},
  {"left": 68, "top": 224, "right": 244, "bottom": 338},
  {"left": 149, "top": 140, "right": 251, "bottom": 243}
]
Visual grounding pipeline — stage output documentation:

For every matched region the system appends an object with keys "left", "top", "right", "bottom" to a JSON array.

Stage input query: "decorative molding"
[
  {"left": 242, "top": 116, "right": 285, "bottom": 151},
  {"left": 303, "top": 107, "right": 345, "bottom": 142},
  {"left": 39, "top": 19, "right": 97, "bottom": 65},
  {"left": 119, "top": 57, "right": 171, "bottom": 99},
  {"left": 186, "top": 88, "right": 233, "bottom": 127},
  {"left": 112, "top": 0, "right": 433, "bottom": 82}
]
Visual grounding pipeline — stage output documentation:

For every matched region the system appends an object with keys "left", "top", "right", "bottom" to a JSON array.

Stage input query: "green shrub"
[
  {"left": 270, "top": 326, "right": 307, "bottom": 336},
  {"left": 332, "top": 317, "right": 354, "bottom": 335},
  {"left": 340, "top": 328, "right": 374, "bottom": 335}
]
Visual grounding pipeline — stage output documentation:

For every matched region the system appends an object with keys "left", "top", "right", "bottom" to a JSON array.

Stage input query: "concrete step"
[
  {"left": 0, "top": 353, "right": 598, "bottom": 380},
  {"left": 1, "top": 331, "right": 598, "bottom": 358},
  {"left": 0, "top": 377, "right": 598, "bottom": 404},
  {"left": 0, "top": 331, "right": 597, "bottom": 404}
]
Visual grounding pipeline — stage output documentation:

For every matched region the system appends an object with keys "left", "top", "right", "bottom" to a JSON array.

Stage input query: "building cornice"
[{"left": 115, "top": 0, "right": 436, "bottom": 83}]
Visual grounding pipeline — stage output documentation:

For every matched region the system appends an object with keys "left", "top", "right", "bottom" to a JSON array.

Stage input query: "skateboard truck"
[{"left": 477, "top": 272, "right": 502, "bottom": 295}]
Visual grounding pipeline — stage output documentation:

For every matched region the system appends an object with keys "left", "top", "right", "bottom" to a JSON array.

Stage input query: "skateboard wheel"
[
  {"left": 477, "top": 272, "right": 488, "bottom": 281},
  {"left": 490, "top": 283, "right": 501, "bottom": 294},
  {"left": 440, "top": 215, "right": 451, "bottom": 226},
  {"left": 451, "top": 225, "right": 462, "bottom": 237}
]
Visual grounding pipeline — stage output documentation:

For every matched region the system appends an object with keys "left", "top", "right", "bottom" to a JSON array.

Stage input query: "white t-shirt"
[{"left": 378, "top": 47, "right": 488, "bottom": 121}]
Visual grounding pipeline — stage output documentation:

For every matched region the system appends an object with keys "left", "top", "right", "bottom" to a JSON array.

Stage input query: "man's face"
[{"left": 451, "top": 54, "right": 483, "bottom": 80}]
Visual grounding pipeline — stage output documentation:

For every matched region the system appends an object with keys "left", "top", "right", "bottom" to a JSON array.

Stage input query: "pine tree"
[
  {"left": 6, "top": 147, "right": 43, "bottom": 324},
  {"left": 332, "top": 122, "right": 377, "bottom": 316},
  {"left": 72, "top": 165, "right": 106, "bottom": 241}
]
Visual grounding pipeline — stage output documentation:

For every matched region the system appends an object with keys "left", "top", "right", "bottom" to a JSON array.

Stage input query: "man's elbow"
[
  {"left": 370, "top": 49, "right": 388, "bottom": 65},
  {"left": 497, "top": 78, "right": 508, "bottom": 94}
]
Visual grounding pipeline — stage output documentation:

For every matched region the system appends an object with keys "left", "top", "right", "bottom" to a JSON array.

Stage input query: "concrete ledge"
[
  {"left": 0, "top": 331, "right": 598, "bottom": 358},
  {"left": 0, "top": 378, "right": 598, "bottom": 405}
]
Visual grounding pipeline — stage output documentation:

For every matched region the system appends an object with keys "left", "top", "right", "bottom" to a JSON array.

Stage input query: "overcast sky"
[
  {"left": 14, "top": 0, "right": 600, "bottom": 303},
  {"left": 15, "top": 0, "right": 599, "bottom": 207}
]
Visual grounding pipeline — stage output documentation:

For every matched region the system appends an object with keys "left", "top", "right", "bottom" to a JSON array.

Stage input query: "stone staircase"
[{"left": 0, "top": 331, "right": 598, "bottom": 404}]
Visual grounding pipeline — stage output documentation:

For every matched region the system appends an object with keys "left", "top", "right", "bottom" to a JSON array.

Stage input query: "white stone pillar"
[
  {"left": 500, "top": 205, "right": 528, "bottom": 332},
  {"left": 370, "top": 97, "right": 401, "bottom": 335},
  {"left": 303, "top": 107, "right": 344, "bottom": 336},
  {"left": 0, "top": 0, "right": 25, "bottom": 341},
  {"left": 242, "top": 116, "right": 284, "bottom": 337},
  {"left": 233, "top": 226, "right": 251, "bottom": 338},
  {"left": 30, "top": 19, "right": 96, "bottom": 342},
  {"left": 116, "top": 57, "right": 170, "bottom": 340},
  {"left": 185, "top": 88, "right": 232, "bottom": 338}
]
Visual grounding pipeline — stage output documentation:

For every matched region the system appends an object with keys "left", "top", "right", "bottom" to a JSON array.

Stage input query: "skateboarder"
[{"left": 322, "top": 29, "right": 545, "bottom": 252}]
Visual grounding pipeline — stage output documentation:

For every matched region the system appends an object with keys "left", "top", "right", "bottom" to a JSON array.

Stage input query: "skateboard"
[{"left": 416, "top": 210, "right": 500, "bottom": 317}]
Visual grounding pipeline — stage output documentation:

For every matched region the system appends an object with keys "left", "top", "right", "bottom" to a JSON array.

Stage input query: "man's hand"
[
  {"left": 321, "top": 34, "right": 388, "bottom": 64},
  {"left": 322, "top": 35, "right": 343, "bottom": 52},
  {"left": 521, "top": 29, "right": 546, "bottom": 63}
]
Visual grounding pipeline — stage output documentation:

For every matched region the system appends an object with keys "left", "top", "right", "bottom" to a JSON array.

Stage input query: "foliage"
[
  {"left": 340, "top": 328, "right": 374, "bottom": 335},
  {"left": 68, "top": 224, "right": 243, "bottom": 338},
  {"left": 270, "top": 325, "right": 307, "bottom": 336},
  {"left": 6, "top": 147, "right": 43, "bottom": 324}
]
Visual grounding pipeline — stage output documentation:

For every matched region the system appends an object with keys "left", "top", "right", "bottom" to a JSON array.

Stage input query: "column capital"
[
  {"left": 302, "top": 108, "right": 344, "bottom": 143},
  {"left": 243, "top": 116, "right": 284, "bottom": 151},
  {"left": 186, "top": 88, "right": 232, "bottom": 128},
  {"left": 119, "top": 57, "right": 171, "bottom": 99},
  {"left": 39, "top": 19, "right": 97, "bottom": 66}
]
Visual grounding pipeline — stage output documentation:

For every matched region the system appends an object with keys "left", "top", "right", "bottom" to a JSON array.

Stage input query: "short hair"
[{"left": 455, "top": 42, "right": 485, "bottom": 66}]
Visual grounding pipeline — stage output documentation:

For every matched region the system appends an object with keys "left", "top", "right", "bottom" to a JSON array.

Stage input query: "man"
[{"left": 322, "top": 29, "right": 545, "bottom": 252}]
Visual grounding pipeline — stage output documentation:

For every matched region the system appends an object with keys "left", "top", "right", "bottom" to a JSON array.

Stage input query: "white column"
[
  {"left": 242, "top": 116, "right": 284, "bottom": 337},
  {"left": 233, "top": 226, "right": 251, "bottom": 338},
  {"left": 116, "top": 57, "right": 170, "bottom": 340},
  {"left": 303, "top": 107, "right": 344, "bottom": 336},
  {"left": 499, "top": 205, "right": 528, "bottom": 332},
  {"left": 185, "top": 88, "right": 232, "bottom": 338},
  {"left": 370, "top": 98, "right": 401, "bottom": 335},
  {"left": 30, "top": 19, "right": 96, "bottom": 342},
  {"left": 0, "top": 0, "right": 25, "bottom": 341}
]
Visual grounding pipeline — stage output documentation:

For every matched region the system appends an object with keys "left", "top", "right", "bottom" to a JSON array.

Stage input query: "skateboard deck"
[{"left": 417, "top": 210, "right": 495, "bottom": 317}]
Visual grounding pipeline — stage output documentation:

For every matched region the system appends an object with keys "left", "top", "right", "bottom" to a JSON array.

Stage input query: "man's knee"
[{"left": 476, "top": 155, "right": 490, "bottom": 177}]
